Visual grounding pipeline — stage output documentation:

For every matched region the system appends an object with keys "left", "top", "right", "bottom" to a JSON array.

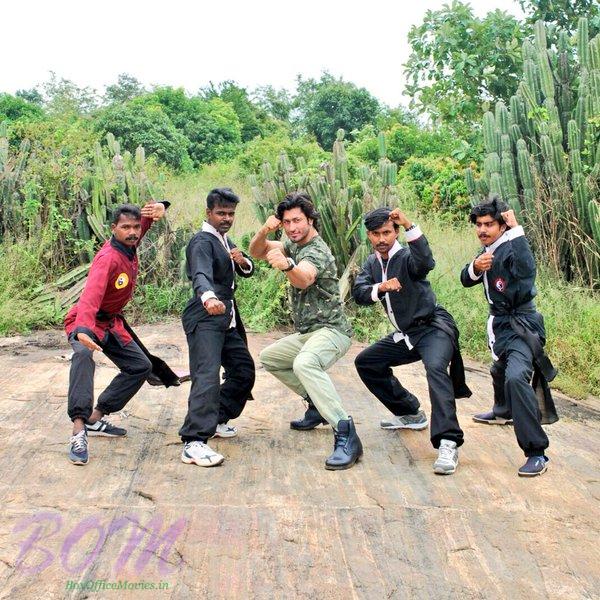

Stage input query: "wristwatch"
[{"left": 281, "top": 257, "right": 296, "bottom": 272}]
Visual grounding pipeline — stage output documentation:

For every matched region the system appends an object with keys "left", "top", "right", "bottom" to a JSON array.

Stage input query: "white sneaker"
[
  {"left": 211, "top": 423, "right": 237, "bottom": 438},
  {"left": 433, "top": 439, "right": 458, "bottom": 475},
  {"left": 380, "top": 410, "right": 428, "bottom": 430},
  {"left": 181, "top": 441, "right": 224, "bottom": 467}
]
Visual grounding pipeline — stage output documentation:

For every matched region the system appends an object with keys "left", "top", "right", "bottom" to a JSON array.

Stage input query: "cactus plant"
[{"left": 466, "top": 18, "right": 600, "bottom": 286}]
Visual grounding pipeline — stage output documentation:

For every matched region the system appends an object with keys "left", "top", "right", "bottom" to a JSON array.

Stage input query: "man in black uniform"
[
  {"left": 179, "top": 188, "right": 256, "bottom": 467},
  {"left": 353, "top": 208, "right": 471, "bottom": 475},
  {"left": 460, "top": 196, "right": 557, "bottom": 477}
]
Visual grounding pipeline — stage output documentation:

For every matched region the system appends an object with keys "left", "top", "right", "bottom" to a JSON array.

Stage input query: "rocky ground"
[{"left": 0, "top": 321, "right": 598, "bottom": 600}]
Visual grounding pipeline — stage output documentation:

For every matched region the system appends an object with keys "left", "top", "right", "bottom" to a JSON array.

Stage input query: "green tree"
[
  {"left": 404, "top": 1, "right": 524, "bottom": 132},
  {"left": 15, "top": 88, "right": 43, "bottom": 106},
  {"left": 295, "top": 74, "right": 380, "bottom": 149},
  {"left": 42, "top": 72, "right": 99, "bottom": 115},
  {"left": 0, "top": 94, "right": 44, "bottom": 123},
  {"left": 138, "top": 87, "right": 242, "bottom": 165},
  {"left": 104, "top": 73, "right": 146, "bottom": 104},
  {"left": 201, "top": 81, "right": 269, "bottom": 142},
  {"left": 94, "top": 102, "right": 189, "bottom": 169},
  {"left": 518, "top": 0, "right": 599, "bottom": 36},
  {"left": 253, "top": 85, "right": 294, "bottom": 122}
]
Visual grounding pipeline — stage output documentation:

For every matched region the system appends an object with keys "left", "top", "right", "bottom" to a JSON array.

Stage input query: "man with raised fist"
[
  {"left": 461, "top": 195, "right": 558, "bottom": 477},
  {"left": 249, "top": 191, "right": 362, "bottom": 471},
  {"left": 353, "top": 207, "right": 470, "bottom": 475},
  {"left": 179, "top": 188, "right": 255, "bottom": 468}
]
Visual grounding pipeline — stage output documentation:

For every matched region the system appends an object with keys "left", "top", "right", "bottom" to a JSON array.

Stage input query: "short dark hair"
[
  {"left": 275, "top": 192, "right": 319, "bottom": 230},
  {"left": 207, "top": 187, "right": 240, "bottom": 210},
  {"left": 112, "top": 203, "right": 141, "bottom": 224},
  {"left": 364, "top": 207, "right": 399, "bottom": 232},
  {"left": 469, "top": 194, "right": 509, "bottom": 225}
]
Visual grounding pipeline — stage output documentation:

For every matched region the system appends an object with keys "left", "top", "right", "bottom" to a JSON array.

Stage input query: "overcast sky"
[{"left": 3, "top": 0, "right": 524, "bottom": 107}]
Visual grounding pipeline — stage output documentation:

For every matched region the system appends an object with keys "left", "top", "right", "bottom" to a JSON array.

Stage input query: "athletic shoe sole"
[
  {"left": 433, "top": 464, "right": 457, "bottom": 475},
  {"left": 181, "top": 454, "right": 224, "bottom": 467},
  {"left": 69, "top": 457, "right": 88, "bottom": 465},
  {"left": 518, "top": 464, "right": 548, "bottom": 477},
  {"left": 211, "top": 431, "right": 237, "bottom": 439},
  {"left": 472, "top": 416, "right": 513, "bottom": 425},
  {"left": 86, "top": 430, "right": 127, "bottom": 437},
  {"left": 380, "top": 421, "right": 429, "bottom": 431}
]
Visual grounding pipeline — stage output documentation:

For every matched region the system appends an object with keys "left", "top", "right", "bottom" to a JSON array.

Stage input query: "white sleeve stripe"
[
  {"left": 468, "top": 261, "right": 482, "bottom": 281},
  {"left": 404, "top": 225, "right": 423, "bottom": 242},
  {"left": 506, "top": 225, "right": 525, "bottom": 240},
  {"left": 371, "top": 284, "right": 381, "bottom": 302},
  {"left": 201, "top": 291, "right": 218, "bottom": 304}
]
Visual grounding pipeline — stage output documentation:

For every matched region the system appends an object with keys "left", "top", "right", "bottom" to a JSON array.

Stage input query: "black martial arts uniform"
[
  {"left": 460, "top": 225, "right": 557, "bottom": 457},
  {"left": 353, "top": 227, "right": 471, "bottom": 449},
  {"left": 179, "top": 222, "right": 256, "bottom": 443}
]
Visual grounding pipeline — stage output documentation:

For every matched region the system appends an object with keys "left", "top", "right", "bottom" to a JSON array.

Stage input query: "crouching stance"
[
  {"left": 179, "top": 188, "right": 256, "bottom": 467},
  {"left": 461, "top": 197, "right": 558, "bottom": 477},
  {"left": 353, "top": 208, "right": 471, "bottom": 475},
  {"left": 65, "top": 202, "right": 172, "bottom": 465},
  {"left": 250, "top": 192, "right": 362, "bottom": 470}
]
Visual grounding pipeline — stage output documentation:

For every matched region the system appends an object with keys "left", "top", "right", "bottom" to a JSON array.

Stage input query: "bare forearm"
[
  {"left": 286, "top": 263, "right": 316, "bottom": 289},
  {"left": 249, "top": 226, "right": 270, "bottom": 259}
]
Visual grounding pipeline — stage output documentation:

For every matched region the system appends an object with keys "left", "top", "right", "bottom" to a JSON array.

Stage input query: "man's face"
[
  {"left": 111, "top": 215, "right": 142, "bottom": 247},
  {"left": 475, "top": 215, "right": 506, "bottom": 246},
  {"left": 367, "top": 220, "right": 398, "bottom": 258},
  {"left": 206, "top": 202, "right": 237, "bottom": 234},
  {"left": 282, "top": 207, "right": 312, "bottom": 244}
]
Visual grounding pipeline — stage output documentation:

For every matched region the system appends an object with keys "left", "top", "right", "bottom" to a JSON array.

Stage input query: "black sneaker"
[
  {"left": 69, "top": 430, "right": 89, "bottom": 465},
  {"left": 518, "top": 455, "right": 549, "bottom": 477},
  {"left": 85, "top": 418, "right": 127, "bottom": 437},
  {"left": 472, "top": 411, "right": 513, "bottom": 425}
]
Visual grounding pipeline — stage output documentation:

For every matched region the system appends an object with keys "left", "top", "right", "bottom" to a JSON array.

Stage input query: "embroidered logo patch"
[
  {"left": 115, "top": 273, "right": 129, "bottom": 289},
  {"left": 494, "top": 277, "right": 506, "bottom": 292}
]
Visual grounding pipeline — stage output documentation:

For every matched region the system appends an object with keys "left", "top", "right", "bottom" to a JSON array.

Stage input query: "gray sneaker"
[
  {"left": 380, "top": 410, "right": 428, "bottom": 430},
  {"left": 433, "top": 439, "right": 458, "bottom": 475}
]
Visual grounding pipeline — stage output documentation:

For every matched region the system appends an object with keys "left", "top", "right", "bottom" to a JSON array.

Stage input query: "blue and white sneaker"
[
  {"left": 69, "top": 430, "right": 89, "bottom": 465},
  {"left": 518, "top": 455, "right": 549, "bottom": 477},
  {"left": 181, "top": 441, "right": 224, "bottom": 467},
  {"left": 85, "top": 418, "right": 127, "bottom": 437},
  {"left": 211, "top": 423, "right": 237, "bottom": 438}
]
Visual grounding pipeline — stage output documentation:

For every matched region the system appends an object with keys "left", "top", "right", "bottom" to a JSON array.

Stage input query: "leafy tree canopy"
[
  {"left": 104, "top": 73, "right": 146, "bottom": 104},
  {"left": 404, "top": 1, "right": 524, "bottom": 133},
  {"left": 0, "top": 94, "right": 44, "bottom": 123},
  {"left": 294, "top": 73, "right": 381, "bottom": 149},
  {"left": 518, "top": 0, "right": 600, "bottom": 37},
  {"left": 94, "top": 101, "right": 189, "bottom": 170}
]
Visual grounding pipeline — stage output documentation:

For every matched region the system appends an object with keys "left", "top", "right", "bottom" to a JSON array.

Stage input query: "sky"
[{"left": 3, "top": 0, "right": 524, "bottom": 107}]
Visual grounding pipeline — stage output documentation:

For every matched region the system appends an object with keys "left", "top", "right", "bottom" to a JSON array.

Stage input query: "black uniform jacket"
[
  {"left": 460, "top": 225, "right": 558, "bottom": 423},
  {"left": 182, "top": 229, "right": 254, "bottom": 335},
  {"left": 353, "top": 230, "right": 471, "bottom": 399}
]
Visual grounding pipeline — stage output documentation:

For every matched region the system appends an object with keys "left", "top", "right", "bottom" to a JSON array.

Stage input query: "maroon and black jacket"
[{"left": 64, "top": 208, "right": 162, "bottom": 346}]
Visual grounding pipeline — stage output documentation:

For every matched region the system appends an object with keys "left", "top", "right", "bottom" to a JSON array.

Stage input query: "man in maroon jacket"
[{"left": 64, "top": 201, "right": 168, "bottom": 465}]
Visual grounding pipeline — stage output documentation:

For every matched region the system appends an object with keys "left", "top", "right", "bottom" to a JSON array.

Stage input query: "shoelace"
[
  {"left": 71, "top": 432, "right": 87, "bottom": 452},
  {"left": 334, "top": 431, "right": 349, "bottom": 448},
  {"left": 438, "top": 445, "right": 455, "bottom": 460}
]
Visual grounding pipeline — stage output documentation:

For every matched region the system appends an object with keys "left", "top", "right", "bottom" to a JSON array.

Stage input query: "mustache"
[{"left": 126, "top": 236, "right": 139, "bottom": 241}]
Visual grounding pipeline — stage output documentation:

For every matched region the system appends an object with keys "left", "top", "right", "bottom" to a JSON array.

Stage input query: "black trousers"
[
  {"left": 179, "top": 327, "right": 255, "bottom": 443},
  {"left": 355, "top": 328, "right": 463, "bottom": 448},
  {"left": 492, "top": 338, "right": 549, "bottom": 456},
  {"left": 490, "top": 360, "right": 512, "bottom": 419},
  {"left": 68, "top": 333, "right": 152, "bottom": 421}
]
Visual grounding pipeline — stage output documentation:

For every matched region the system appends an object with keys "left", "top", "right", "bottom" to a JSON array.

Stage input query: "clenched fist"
[
  {"left": 379, "top": 277, "right": 402, "bottom": 293},
  {"left": 500, "top": 209, "right": 518, "bottom": 228},
  {"left": 141, "top": 202, "right": 166, "bottom": 221},
  {"left": 474, "top": 251, "right": 494, "bottom": 273},
  {"left": 204, "top": 298, "right": 226, "bottom": 315},
  {"left": 230, "top": 248, "right": 248, "bottom": 266},
  {"left": 389, "top": 209, "right": 412, "bottom": 230},
  {"left": 263, "top": 215, "right": 282, "bottom": 233},
  {"left": 266, "top": 248, "right": 289, "bottom": 271}
]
